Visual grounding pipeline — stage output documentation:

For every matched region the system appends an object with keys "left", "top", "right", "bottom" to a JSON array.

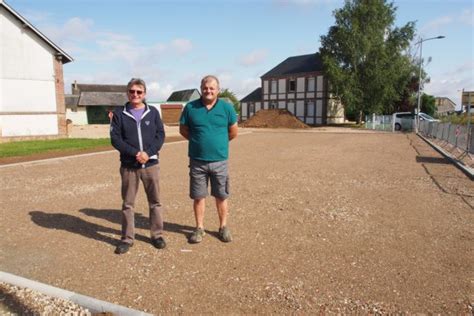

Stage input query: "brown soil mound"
[{"left": 239, "top": 109, "right": 310, "bottom": 129}]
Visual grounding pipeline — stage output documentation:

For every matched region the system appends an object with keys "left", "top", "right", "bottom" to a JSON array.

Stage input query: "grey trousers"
[{"left": 120, "top": 164, "right": 163, "bottom": 244}]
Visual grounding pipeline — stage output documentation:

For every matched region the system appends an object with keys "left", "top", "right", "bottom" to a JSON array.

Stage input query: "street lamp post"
[{"left": 415, "top": 35, "right": 445, "bottom": 133}]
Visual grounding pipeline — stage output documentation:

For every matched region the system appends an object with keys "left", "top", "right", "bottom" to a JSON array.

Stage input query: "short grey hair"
[
  {"left": 127, "top": 78, "right": 147, "bottom": 92},
  {"left": 200, "top": 75, "right": 220, "bottom": 89}
]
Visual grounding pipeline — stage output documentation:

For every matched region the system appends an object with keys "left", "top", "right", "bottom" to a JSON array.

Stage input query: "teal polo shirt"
[{"left": 180, "top": 98, "right": 237, "bottom": 161}]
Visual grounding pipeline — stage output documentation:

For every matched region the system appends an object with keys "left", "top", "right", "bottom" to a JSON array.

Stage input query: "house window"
[
  {"left": 307, "top": 77, "right": 315, "bottom": 92},
  {"left": 289, "top": 79, "right": 296, "bottom": 92},
  {"left": 316, "top": 76, "right": 323, "bottom": 92},
  {"left": 271, "top": 80, "right": 277, "bottom": 93},
  {"left": 306, "top": 101, "right": 315, "bottom": 116},
  {"left": 249, "top": 103, "right": 255, "bottom": 114}
]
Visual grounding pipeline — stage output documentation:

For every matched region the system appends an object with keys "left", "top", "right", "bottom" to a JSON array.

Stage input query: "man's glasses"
[{"left": 128, "top": 89, "right": 144, "bottom": 95}]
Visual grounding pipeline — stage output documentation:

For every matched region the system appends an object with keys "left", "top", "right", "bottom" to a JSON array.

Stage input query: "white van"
[
  {"left": 393, "top": 112, "right": 414, "bottom": 131},
  {"left": 392, "top": 112, "right": 438, "bottom": 131}
]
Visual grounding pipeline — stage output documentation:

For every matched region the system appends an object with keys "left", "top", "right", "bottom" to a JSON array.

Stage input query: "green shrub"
[{"left": 439, "top": 113, "right": 474, "bottom": 125}]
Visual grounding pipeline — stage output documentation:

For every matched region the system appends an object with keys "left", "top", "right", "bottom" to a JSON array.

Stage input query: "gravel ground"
[
  {"left": 0, "top": 282, "right": 89, "bottom": 315},
  {"left": 0, "top": 127, "right": 473, "bottom": 314}
]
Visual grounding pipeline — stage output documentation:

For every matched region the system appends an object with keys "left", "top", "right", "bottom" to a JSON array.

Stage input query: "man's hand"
[
  {"left": 179, "top": 124, "right": 190, "bottom": 140},
  {"left": 136, "top": 151, "right": 149, "bottom": 164},
  {"left": 228, "top": 123, "right": 238, "bottom": 140}
]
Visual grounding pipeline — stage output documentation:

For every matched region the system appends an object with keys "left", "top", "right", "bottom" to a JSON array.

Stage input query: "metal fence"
[
  {"left": 364, "top": 114, "right": 394, "bottom": 131},
  {"left": 419, "top": 121, "right": 474, "bottom": 154},
  {"left": 365, "top": 114, "right": 473, "bottom": 154}
]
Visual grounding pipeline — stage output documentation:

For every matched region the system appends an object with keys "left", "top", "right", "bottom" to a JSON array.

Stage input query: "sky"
[{"left": 6, "top": 0, "right": 474, "bottom": 110}]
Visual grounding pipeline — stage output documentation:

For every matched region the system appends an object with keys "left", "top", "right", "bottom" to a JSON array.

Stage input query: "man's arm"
[
  {"left": 144, "top": 108, "right": 166, "bottom": 157},
  {"left": 228, "top": 123, "right": 238, "bottom": 141},
  {"left": 110, "top": 109, "right": 139, "bottom": 157},
  {"left": 180, "top": 124, "right": 190, "bottom": 140}
]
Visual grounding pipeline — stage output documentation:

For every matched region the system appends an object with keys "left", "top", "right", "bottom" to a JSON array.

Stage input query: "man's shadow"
[
  {"left": 29, "top": 209, "right": 207, "bottom": 247},
  {"left": 79, "top": 208, "right": 196, "bottom": 237},
  {"left": 29, "top": 211, "right": 148, "bottom": 247}
]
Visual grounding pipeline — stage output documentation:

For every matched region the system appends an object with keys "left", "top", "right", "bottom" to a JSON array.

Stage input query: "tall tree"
[
  {"left": 219, "top": 88, "right": 240, "bottom": 114},
  {"left": 320, "top": 0, "right": 416, "bottom": 122},
  {"left": 420, "top": 93, "right": 436, "bottom": 116}
]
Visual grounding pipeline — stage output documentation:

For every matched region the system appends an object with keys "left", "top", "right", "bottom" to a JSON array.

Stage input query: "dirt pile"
[{"left": 240, "top": 109, "right": 310, "bottom": 129}]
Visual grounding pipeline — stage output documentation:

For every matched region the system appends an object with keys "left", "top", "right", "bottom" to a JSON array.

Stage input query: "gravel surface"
[
  {"left": 0, "top": 127, "right": 473, "bottom": 314},
  {"left": 0, "top": 282, "right": 89, "bottom": 315}
]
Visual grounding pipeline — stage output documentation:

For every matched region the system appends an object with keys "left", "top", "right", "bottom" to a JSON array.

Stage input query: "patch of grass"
[
  {"left": 0, "top": 138, "right": 111, "bottom": 158},
  {"left": 439, "top": 114, "right": 474, "bottom": 125},
  {"left": 326, "top": 122, "right": 365, "bottom": 129}
]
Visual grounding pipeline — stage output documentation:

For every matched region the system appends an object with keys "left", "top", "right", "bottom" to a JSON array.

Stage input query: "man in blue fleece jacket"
[{"left": 110, "top": 78, "right": 166, "bottom": 254}]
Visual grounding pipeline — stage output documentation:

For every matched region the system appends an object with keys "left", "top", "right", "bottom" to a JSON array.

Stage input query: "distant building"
[
  {"left": 435, "top": 97, "right": 456, "bottom": 116},
  {"left": 66, "top": 82, "right": 127, "bottom": 125},
  {"left": 240, "top": 53, "right": 344, "bottom": 125},
  {"left": 462, "top": 90, "right": 474, "bottom": 113},
  {"left": 0, "top": 0, "right": 73, "bottom": 140},
  {"left": 240, "top": 88, "right": 262, "bottom": 119},
  {"left": 159, "top": 89, "right": 201, "bottom": 125},
  {"left": 167, "top": 89, "right": 200, "bottom": 102}
]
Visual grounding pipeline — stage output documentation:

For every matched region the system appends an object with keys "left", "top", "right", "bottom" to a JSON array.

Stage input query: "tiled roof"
[
  {"left": 240, "top": 88, "right": 262, "bottom": 102},
  {"left": 77, "top": 91, "right": 127, "bottom": 106},
  {"left": 167, "top": 89, "right": 200, "bottom": 102},
  {"left": 65, "top": 94, "right": 80, "bottom": 108},
  {"left": 261, "top": 53, "right": 323, "bottom": 79},
  {"left": 73, "top": 84, "right": 126, "bottom": 93}
]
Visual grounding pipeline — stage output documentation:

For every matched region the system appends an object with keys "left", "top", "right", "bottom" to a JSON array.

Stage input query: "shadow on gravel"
[
  {"left": 29, "top": 211, "right": 146, "bottom": 246},
  {"left": 415, "top": 156, "right": 450, "bottom": 164},
  {"left": 408, "top": 135, "right": 474, "bottom": 210},
  {"left": 79, "top": 208, "right": 195, "bottom": 237}
]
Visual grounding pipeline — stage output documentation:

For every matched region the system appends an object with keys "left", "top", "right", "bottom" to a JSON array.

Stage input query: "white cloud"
[
  {"left": 420, "top": 16, "right": 453, "bottom": 35},
  {"left": 424, "top": 61, "right": 474, "bottom": 111},
  {"left": 147, "top": 81, "right": 174, "bottom": 101},
  {"left": 238, "top": 49, "right": 268, "bottom": 67},
  {"left": 236, "top": 77, "right": 262, "bottom": 99},
  {"left": 419, "top": 8, "right": 473, "bottom": 36},
  {"left": 177, "top": 73, "right": 202, "bottom": 88},
  {"left": 36, "top": 16, "right": 194, "bottom": 73},
  {"left": 171, "top": 39, "right": 193, "bottom": 54},
  {"left": 41, "top": 17, "right": 95, "bottom": 45},
  {"left": 460, "top": 9, "right": 474, "bottom": 26},
  {"left": 218, "top": 75, "right": 261, "bottom": 100},
  {"left": 23, "top": 10, "right": 52, "bottom": 24}
]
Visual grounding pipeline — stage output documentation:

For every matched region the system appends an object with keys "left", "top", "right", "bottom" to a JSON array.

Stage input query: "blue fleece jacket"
[{"left": 110, "top": 102, "right": 165, "bottom": 168}]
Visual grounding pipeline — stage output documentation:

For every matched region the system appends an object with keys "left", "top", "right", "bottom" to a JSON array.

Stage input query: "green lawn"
[{"left": 0, "top": 138, "right": 112, "bottom": 158}]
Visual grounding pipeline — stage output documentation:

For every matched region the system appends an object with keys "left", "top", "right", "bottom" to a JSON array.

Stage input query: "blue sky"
[{"left": 7, "top": 0, "right": 473, "bottom": 110}]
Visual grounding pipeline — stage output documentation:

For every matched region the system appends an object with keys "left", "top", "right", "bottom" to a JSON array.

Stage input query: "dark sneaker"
[
  {"left": 218, "top": 226, "right": 232, "bottom": 242},
  {"left": 115, "top": 242, "right": 132, "bottom": 254},
  {"left": 151, "top": 237, "right": 166, "bottom": 249},
  {"left": 189, "top": 227, "right": 205, "bottom": 244}
]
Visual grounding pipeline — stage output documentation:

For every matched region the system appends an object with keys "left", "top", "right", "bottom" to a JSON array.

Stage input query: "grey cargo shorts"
[{"left": 189, "top": 159, "right": 230, "bottom": 200}]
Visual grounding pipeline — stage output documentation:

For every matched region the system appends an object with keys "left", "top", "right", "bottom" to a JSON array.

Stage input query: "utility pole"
[{"left": 415, "top": 35, "right": 445, "bottom": 133}]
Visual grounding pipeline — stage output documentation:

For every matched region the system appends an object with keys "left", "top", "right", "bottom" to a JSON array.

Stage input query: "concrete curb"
[
  {"left": 0, "top": 271, "right": 152, "bottom": 316},
  {"left": 417, "top": 133, "right": 474, "bottom": 180}
]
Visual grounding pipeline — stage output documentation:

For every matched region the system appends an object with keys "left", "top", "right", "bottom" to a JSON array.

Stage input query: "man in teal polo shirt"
[{"left": 179, "top": 75, "right": 238, "bottom": 243}]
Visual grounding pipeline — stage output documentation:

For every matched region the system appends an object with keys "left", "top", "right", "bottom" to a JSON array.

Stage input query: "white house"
[
  {"left": 240, "top": 53, "right": 344, "bottom": 125},
  {"left": 0, "top": 0, "right": 73, "bottom": 140}
]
